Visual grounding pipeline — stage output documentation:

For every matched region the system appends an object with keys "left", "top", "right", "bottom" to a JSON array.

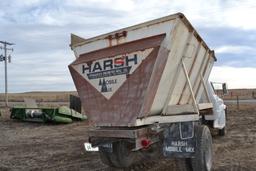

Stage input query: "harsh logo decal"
[
  {"left": 74, "top": 48, "right": 153, "bottom": 99},
  {"left": 82, "top": 54, "right": 137, "bottom": 79}
]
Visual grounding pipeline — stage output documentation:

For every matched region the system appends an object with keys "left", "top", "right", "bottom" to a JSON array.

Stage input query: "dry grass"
[
  {"left": 0, "top": 91, "right": 78, "bottom": 102},
  {"left": 216, "top": 89, "right": 256, "bottom": 100},
  {"left": 227, "top": 103, "right": 256, "bottom": 111}
]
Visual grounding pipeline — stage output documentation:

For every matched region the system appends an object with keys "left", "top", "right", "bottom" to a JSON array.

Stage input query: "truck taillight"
[{"left": 141, "top": 139, "right": 151, "bottom": 148}]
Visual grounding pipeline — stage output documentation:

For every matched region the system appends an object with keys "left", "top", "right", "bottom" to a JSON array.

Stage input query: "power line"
[{"left": 0, "top": 41, "right": 14, "bottom": 107}]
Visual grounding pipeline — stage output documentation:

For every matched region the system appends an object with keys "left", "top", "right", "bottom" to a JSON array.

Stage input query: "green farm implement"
[{"left": 10, "top": 106, "right": 87, "bottom": 124}]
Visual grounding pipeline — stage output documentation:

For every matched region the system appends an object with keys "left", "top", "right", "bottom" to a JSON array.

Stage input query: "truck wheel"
[
  {"left": 10, "top": 113, "right": 15, "bottom": 119},
  {"left": 99, "top": 142, "right": 122, "bottom": 168},
  {"left": 225, "top": 107, "right": 228, "bottom": 120},
  {"left": 99, "top": 141, "right": 138, "bottom": 168},
  {"left": 175, "top": 158, "right": 192, "bottom": 171},
  {"left": 99, "top": 147, "right": 115, "bottom": 167},
  {"left": 191, "top": 125, "right": 213, "bottom": 171},
  {"left": 218, "top": 127, "right": 226, "bottom": 136},
  {"left": 115, "top": 141, "right": 139, "bottom": 168}
]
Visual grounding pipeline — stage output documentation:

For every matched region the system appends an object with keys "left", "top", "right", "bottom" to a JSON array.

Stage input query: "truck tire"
[
  {"left": 191, "top": 125, "right": 213, "bottom": 171},
  {"left": 175, "top": 158, "right": 192, "bottom": 171},
  {"left": 99, "top": 141, "right": 139, "bottom": 168},
  {"left": 115, "top": 141, "right": 139, "bottom": 168},
  {"left": 99, "top": 143, "right": 122, "bottom": 168},
  {"left": 225, "top": 106, "right": 228, "bottom": 120},
  {"left": 99, "top": 147, "right": 115, "bottom": 167},
  {"left": 218, "top": 127, "right": 226, "bottom": 136}
]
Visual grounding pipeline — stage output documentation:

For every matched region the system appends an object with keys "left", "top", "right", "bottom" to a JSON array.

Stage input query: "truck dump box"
[{"left": 69, "top": 13, "right": 216, "bottom": 127}]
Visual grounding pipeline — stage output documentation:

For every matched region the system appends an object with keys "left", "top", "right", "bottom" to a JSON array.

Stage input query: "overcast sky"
[{"left": 0, "top": 0, "right": 256, "bottom": 92}]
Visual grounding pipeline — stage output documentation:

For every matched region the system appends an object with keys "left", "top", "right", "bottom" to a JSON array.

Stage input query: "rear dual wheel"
[
  {"left": 99, "top": 125, "right": 213, "bottom": 170},
  {"left": 218, "top": 127, "right": 226, "bottom": 136},
  {"left": 175, "top": 125, "right": 213, "bottom": 171},
  {"left": 99, "top": 141, "right": 139, "bottom": 168}
]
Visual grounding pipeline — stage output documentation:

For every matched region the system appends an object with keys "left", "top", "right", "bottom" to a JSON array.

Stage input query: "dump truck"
[{"left": 69, "top": 13, "right": 226, "bottom": 171}]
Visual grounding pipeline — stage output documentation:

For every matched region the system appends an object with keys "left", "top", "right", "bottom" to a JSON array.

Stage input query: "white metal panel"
[
  {"left": 135, "top": 114, "right": 199, "bottom": 126},
  {"left": 196, "top": 57, "right": 215, "bottom": 102},
  {"left": 166, "top": 104, "right": 195, "bottom": 114},
  {"left": 188, "top": 47, "right": 207, "bottom": 101},
  {"left": 178, "top": 40, "right": 203, "bottom": 104},
  {"left": 190, "top": 51, "right": 210, "bottom": 104},
  {"left": 150, "top": 20, "right": 190, "bottom": 114},
  {"left": 168, "top": 36, "right": 199, "bottom": 105},
  {"left": 73, "top": 20, "right": 174, "bottom": 57}
]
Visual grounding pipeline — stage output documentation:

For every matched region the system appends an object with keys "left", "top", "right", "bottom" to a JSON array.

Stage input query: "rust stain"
[
  {"left": 107, "top": 35, "right": 112, "bottom": 47},
  {"left": 106, "top": 31, "right": 127, "bottom": 46},
  {"left": 139, "top": 46, "right": 170, "bottom": 118},
  {"left": 177, "top": 42, "right": 202, "bottom": 105},
  {"left": 194, "top": 53, "right": 212, "bottom": 100},
  {"left": 72, "top": 34, "right": 166, "bottom": 65},
  {"left": 185, "top": 50, "right": 209, "bottom": 104},
  {"left": 69, "top": 35, "right": 166, "bottom": 127}
]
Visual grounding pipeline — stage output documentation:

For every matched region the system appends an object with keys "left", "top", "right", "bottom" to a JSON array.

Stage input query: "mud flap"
[{"left": 163, "top": 122, "right": 196, "bottom": 158}]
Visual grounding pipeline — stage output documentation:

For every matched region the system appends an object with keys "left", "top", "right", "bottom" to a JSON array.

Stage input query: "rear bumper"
[{"left": 88, "top": 125, "right": 161, "bottom": 151}]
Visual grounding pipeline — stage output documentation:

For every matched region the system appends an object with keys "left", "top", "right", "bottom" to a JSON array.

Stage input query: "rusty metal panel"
[{"left": 69, "top": 35, "right": 166, "bottom": 126}]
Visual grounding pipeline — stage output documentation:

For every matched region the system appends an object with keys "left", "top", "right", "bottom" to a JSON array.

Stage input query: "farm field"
[
  {"left": 0, "top": 102, "right": 255, "bottom": 171},
  {"left": 0, "top": 91, "right": 77, "bottom": 103}
]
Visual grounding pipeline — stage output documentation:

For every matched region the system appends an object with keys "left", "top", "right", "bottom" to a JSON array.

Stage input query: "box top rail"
[{"left": 70, "top": 13, "right": 216, "bottom": 61}]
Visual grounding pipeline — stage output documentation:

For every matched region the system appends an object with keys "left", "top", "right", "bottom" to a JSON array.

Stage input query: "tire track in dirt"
[{"left": 1, "top": 105, "right": 256, "bottom": 171}]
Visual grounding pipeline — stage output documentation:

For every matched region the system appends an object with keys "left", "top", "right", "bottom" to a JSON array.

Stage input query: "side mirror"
[{"left": 222, "top": 83, "right": 228, "bottom": 95}]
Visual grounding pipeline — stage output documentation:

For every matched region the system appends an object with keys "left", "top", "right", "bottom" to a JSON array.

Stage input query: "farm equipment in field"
[
  {"left": 10, "top": 106, "right": 87, "bottom": 123},
  {"left": 69, "top": 13, "right": 226, "bottom": 171}
]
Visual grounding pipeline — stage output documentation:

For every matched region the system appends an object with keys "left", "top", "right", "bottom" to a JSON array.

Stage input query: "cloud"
[
  {"left": 194, "top": 27, "right": 256, "bottom": 68},
  {"left": 0, "top": 0, "right": 256, "bottom": 92},
  {"left": 215, "top": 45, "right": 256, "bottom": 54},
  {"left": 66, "top": 0, "right": 135, "bottom": 11},
  {"left": 171, "top": 0, "right": 256, "bottom": 30},
  {"left": 3, "top": 0, "right": 256, "bottom": 30},
  {"left": 210, "top": 66, "right": 256, "bottom": 89},
  {"left": 0, "top": 49, "right": 75, "bottom": 93}
]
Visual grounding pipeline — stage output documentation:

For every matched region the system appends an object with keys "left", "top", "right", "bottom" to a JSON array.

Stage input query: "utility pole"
[{"left": 0, "top": 41, "right": 14, "bottom": 107}]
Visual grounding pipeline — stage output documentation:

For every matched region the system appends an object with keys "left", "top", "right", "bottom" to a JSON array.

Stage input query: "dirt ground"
[{"left": 0, "top": 104, "right": 255, "bottom": 171}]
